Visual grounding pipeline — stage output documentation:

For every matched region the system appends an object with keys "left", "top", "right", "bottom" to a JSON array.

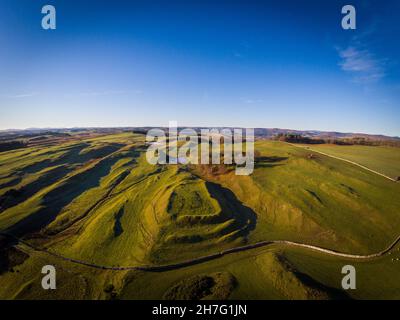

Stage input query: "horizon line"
[{"left": 0, "top": 125, "right": 399, "bottom": 139}]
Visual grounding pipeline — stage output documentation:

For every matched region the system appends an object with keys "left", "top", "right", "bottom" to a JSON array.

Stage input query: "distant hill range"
[
  {"left": 0, "top": 127, "right": 399, "bottom": 141},
  {"left": 252, "top": 128, "right": 400, "bottom": 141}
]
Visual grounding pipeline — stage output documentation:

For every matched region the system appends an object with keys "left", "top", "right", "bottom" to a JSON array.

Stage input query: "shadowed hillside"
[{"left": 0, "top": 132, "right": 399, "bottom": 299}]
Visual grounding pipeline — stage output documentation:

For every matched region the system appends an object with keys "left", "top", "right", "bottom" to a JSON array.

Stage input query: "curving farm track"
[{"left": 1, "top": 232, "right": 399, "bottom": 272}]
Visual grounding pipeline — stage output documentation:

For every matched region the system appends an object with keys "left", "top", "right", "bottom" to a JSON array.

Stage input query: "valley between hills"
[{"left": 0, "top": 130, "right": 399, "bottom": 300}]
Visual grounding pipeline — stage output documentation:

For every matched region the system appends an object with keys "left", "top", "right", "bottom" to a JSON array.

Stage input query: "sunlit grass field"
[
  {"left": 299, "top": 144, "right": 400, "bottom": 179},
  {"left": 0, "top": 132, "right": 399, "bottom": 299}
]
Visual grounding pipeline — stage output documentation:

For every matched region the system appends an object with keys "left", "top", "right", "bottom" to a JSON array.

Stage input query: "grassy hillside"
[
  {"left": 0, "top": 133, "right": 399, "bottom": 299},
  {"left": 194, "top": 141, "right": 400, "bottom": 254},
  {"left": 1, "top": 240, "right": 398, "bottom": 300},
  {"left": 298, "top": 144, "right": 400, "bottom": 179}
]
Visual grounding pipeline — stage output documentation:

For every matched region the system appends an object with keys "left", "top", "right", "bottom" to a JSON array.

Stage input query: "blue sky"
[{"left": 0, "top": 0, "right": 399, "bottom": 136}]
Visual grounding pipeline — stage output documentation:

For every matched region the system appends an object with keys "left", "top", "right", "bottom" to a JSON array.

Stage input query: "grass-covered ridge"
[{"left": 0, "top": 132, "right": 399, "bottom": 299}]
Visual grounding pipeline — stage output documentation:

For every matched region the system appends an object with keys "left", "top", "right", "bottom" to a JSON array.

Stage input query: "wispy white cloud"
[
  {"left": 1, "top": 92, "right": 39, "bottom": 99},
  {"left": 337, "top": 46, "right": 385, "bottom": 84}
]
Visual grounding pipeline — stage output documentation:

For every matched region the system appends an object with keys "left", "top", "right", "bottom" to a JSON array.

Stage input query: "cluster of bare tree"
[
  {"left": 325, "top": 137, "right": 400, "bottom": 147},
  {"left": 274, "top": 134, "right": 400, "bottom": 147},
  {"left": 274, "top": 134, "right": 325, "bottom": 144}
]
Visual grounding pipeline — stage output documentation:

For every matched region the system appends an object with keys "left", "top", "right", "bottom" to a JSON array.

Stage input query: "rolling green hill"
[{"left": 0, "top": 132, "right": 399, "bottom": 299}]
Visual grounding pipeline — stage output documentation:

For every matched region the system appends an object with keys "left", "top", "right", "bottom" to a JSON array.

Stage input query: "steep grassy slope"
[
  {"left": 0, "top": 134, "right": 399, "bottom": 299},
  {"left": 0, "top": 133, "right": 257, "bottom": 266},
  {"left": 194, "top": 141, "right": 400, "bottom": 255},
  {"left": 0, "top": 133, "right": 142, "bottom": 235}
]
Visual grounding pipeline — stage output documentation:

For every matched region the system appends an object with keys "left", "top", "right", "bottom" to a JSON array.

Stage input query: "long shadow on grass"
[
  {"left": 0, "top": 176, "right": 22, "bottom": 191},
  {"left": 0, "top": 149, "right": 82, "bottom": 192},
  {"left": 205, "top": 182, "right": 257, "bottom": 241},
  {"left": 4, "top": 153, "right": 128, "bottom": 238},
  {"left": 254, "top": 156, "right": 288, "bottom": 169},
  {"left": 0, "top": 165, "right": 72, "bottom": 213},
  {"left": 113, "top": 207, "right": 125, "bottom": 237},
  {"left": 276, "top": 254, "right": 350, "bottom": 300},
  {"left": 21, "top": 143, "right": 124, "bottom": 174},
  {"left": 20, "top": 143, "right": 89, "bottom": 174}
]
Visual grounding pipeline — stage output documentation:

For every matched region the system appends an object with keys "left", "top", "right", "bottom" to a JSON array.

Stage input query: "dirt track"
[
  {"left": 289, "top": 143, "right": 397, "bottom": 182},
  {"left": 1, "top": 144, "right": 399, "bottom": 272},
  {"left": 1, "top": 232, "right": 399, "bottom": 272}
]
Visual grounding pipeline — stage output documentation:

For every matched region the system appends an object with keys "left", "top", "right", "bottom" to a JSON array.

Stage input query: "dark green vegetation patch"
[{"left": 163, "top": 272, "right": 237, "bottom": 300}]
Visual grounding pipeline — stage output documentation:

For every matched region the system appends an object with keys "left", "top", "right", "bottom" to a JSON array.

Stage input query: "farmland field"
[
  {"left": 0, "top": 132, "right": 399, "bottom": 300},
  {"left": 297, "top": 144, "right": 400, "bottom": 180}
]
